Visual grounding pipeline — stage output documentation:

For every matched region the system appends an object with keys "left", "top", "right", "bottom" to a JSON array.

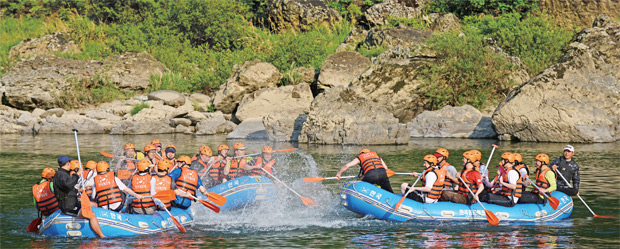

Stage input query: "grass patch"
[
  {"left": 357, "top": 45, "right": 387, "bottom": 58},
  {"left": 56, "top": 74, "right": 135, "bottom": 109},
  {"left": 385, "top": 16, "right": 430, "bottom": 30},
  {"left": 130, "top": 103, "right": 150, "bottom": 116}
]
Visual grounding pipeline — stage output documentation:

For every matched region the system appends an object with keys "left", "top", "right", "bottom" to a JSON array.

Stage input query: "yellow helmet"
[
  {"left": 165, "top": 144, "right": 176, "bottom": 150},
  {"left": 514, "top": 153, "right": 523, "bottom": 163},
  {"left": 42, "top": 167, "right": 56, "bottom": 179},
  {"left": 124, "top": 143, "right": 135, "bottom": 150},
  {"left": 436, "top": 148, "right": 449, "bottom": 159},
  {"left": 262, "top": 146, "right": 274, "bottom": 153},
  {"left": 96, "top": 161, "right": 110, "bottom": 173},
  {"left": 199, "top": 145, "right": 212, "bottom": 156},
  {"left": 151, "top": 139, "right": 162, "bottom": 145},
  {"left": 178, "top": 155, "right": 191, "bottom": 165},
  {"left": 535, "top": 153, "right": 550, "bottom": 165},
  {"left": 144, "top": 144, "right": 156, "bottom": 152},
  {"left": 423, "top": 154, "right": 438, "bottom": 165},
  {"left": 233, "top": 142, "right": 246, "bottom": 150},
  {"left": 85, "top": 160, "right": 97, "bottom": 170},
  {"left": 137, "top": 159, "right": 151, "bottom": 172}
]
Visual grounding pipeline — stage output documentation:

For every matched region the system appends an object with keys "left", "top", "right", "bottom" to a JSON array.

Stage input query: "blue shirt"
[{"left": 170, "top": 167, "right": 203, "bottom": 209}]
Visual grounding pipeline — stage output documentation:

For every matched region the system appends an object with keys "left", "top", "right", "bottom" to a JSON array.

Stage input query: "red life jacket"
[
  {"left": 357, "top": 151, "right": 384, "bottom": 175},
  {"left": 130, "top": 174, "right": 154, "bottom": 210},
  {"left": 94, "top": 171, "right": 123, "bottom": 207},
  {"left": 532, "top": 167, "right": 553, "bottom": 195},
  {"left": 118, "top": 159, "right": 136, "bottom": 181},
  {"left": 421, "top": 167, "right": 445, "bottom": 199},
  {"left": 249, "top": 157, "right": 275, "bottom": 176},
  {"left": 497, "top": 167, "right": 524, "bottom": 198},
  {"left": 154, "top": 175, "right": 172, "bottom": 208},
  {"left": 32, "top": 180, "right": 59, "bottom": 216},
  {"left": 176, "top": 167, "right": 198, "bottom": 196},
  {"left": 457, "top": 170, "right": 480, "bottom": 197}
]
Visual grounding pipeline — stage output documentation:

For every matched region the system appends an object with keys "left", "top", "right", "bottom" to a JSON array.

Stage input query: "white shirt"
[
  {"left": 507, "top": 170, "right": 520, "bottom": 203},
  {"left": 423, "top": 171, "right": 438, "bottom": 204},
  {"left": 519, "top": 167, "right": 529, "bottom": 188},
  {"left": 85, "top": 175, "right": 128, "bottom": 210}
]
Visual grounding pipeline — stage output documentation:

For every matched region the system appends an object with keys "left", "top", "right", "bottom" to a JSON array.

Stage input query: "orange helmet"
[
  {"left": 96, "top": 161, "right": 109, "bottom": 173},
  {"left": 178, "top": 155, "right": 191, "bottom": 165},
  {"left": 535, "top": 153, "right": 550, "bottom": 165},
  {"left": 124, "top": 143, "right": 135, "bottom": 150},
  {"left": 470, "top": 150, "right": 482, "bottom": 162},
  {"left": 151, "top": 139, "right": 162, "bottom": 145},
  {"left": 359, "top": 148, "right": 371, "bottom": 154},
  {"left": 424, "top": 154, "right": 438, "bottom": 165},
  {"left": 144, "top": 144, "right": 156, "bottom": 152},
  {"left": 514, "top": 153, "right": 523, "bottom": 163},
  {"left": 70, "top": 160, "right": 81, "bottom": 171},
  {"left": 436, "top": 148, "right": 449, "bottom": 158},
  {"left": 262, "top": 146, "right": 274, "bottom": 153},
  {"left": 463, "top": 151, "right": 477, "bottom": 163},
  {"left": 217, "top": 144, "right": 229, "bottom": 152},
  {"left": 42, "top": 167, "right": 56, "bottom": 179},
  {"left": 233, "top": 142, "right": 246, "bottom": 150},
  {"left": 157, "top": 159, "right": 172, "bottom": 171},
  {"left": 137, "top": 159, "right": 151, "bottom": 172},
  {"left": 85, "top": 160, "right": 97, "bottom": 170},
  {"left": 199, "top": 145, "right": 212, "bottom": 156},
  {"left": 500, "top": 152, "right": 516, "bottom": 163},
  {"left": 165, "top": 144, "right": 176, "bottom": 150}
]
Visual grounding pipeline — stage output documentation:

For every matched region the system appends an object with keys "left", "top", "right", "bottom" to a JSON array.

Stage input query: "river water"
[{"left": 1, "top": 134, "right": 618, "bottom": 248}]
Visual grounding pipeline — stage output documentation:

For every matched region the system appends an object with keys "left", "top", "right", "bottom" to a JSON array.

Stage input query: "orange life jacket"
[
  {"left": 118, "top": 159, "right": 137, "bottom": 181},
  {"left": 497, "top": 167, "right": 524, "bottom": 198},
  {"left": 421, "top": 167, "right": 445, "bottom": 199},
  {"left": 130, "top": 174, "right": 154, "bottom": 210},
  {"left": 515, "top": 163, "right": 530, "bottom": 191},
  {"left": 210, "top": 158, "right": 227, "bottom": 182},
  {"left": 249, "top": 157, "right": 275, "bottom": 176},
  {"left": 32, "top": 180, "right": 59, "bottom": 216},
  {"left": 94, "top": 171, "right": 123, "bottom": 207},
  {"left": 457, "top": 170, "right": 480, "bottom": 197},
  {"left": 357, "top": 151, "right": 384, "bottom": 175},
  {"left": 192, "top": 156, "right": 210, "bottom": 175},
  {"left": 176, "top": 167, "right": 198, "bottom": 196},
  {"left": 532, "top": 167, "right": 553, "bottom": 195},
  {"left": 227, "top": 157, "right": 252, "bottom": 179},
  {"left": 154, "top": 175, "right": 172, "bottom": 208},
  {"left": 82, "top": 169, "right": 94, "bottom": 196},
  {"left": 441, "top": 163, "right": 456, "bottom": 189}
]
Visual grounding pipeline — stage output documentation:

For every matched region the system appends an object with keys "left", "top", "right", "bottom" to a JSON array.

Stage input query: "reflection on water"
[{"left": 1, "top": 134, "right": 618, "bottom": 248}]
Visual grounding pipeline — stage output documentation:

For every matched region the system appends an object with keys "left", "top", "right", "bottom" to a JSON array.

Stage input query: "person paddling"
[
  {"left": 151, "top": 139, "right": 164, "bottom": 161},
  {"left": 551, "top": 145, "right": 580, "bottom": 196},
  {"left": 53, "top": 155, "right": 105, "bottom": 238},
  {"left": 128, "top": 159, "right": 156, "bottom": 214},
  {"left": 206, "top": 144, "right": 230, "bottom": 187},
  {"left": 246, "top": 146, "right": 277, "bottom": 177},
  {"left": 151, "top": 159, "right": 192, "bottom": 210},
  {"left": 481, "top": 152, "right": 523, "bottom": 207},
  {"left": 223, "top": 142, "right": 252, "bottom": 180},
  {"left": 170, "top": 155, "right": 211, "bottom": 209},
  {"left": 336, "top": 149, "right": 394, "bottom": 193},
  {"left": 144, "top": 144, "right": 159, "bottom": 173},
  {"left": 518, "top": 154, "right": 556, "bottom": 204},
  {"left": 164, "top": 144, "right": 178, "bottom": 171},
  {"left": 116, "top": 143, "right": 137, "bottom": 185},
  {"left": 85, "top": 161, "right": 144, "bottom": 212},
  {"left": 400, "top": 154, "right": 444, "bottom": 203},
  {"left": 191, "top": 145, "right": 214, "bottom": 186},
  {"left": 513, "top": 153, "right": 531, "bottom": 191},
  {"left": 33, "top": 168, "right": 60, "bottom": 217},
  {"left": 443, "top": 151, "right": 484, "bottom": 204}
]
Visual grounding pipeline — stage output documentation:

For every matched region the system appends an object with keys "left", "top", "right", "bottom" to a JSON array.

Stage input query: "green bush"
[
  {"left": 425, "top": 0, "right": 539, "bottom": 18},
  {"left": 327, "top": 0, "right": 383, "bottom": 24},
  {"left": 421, "top": 26, "right": 517, "bottom": 109},
  {"left": 357, "top": 45, "right": 386, "bottom": 58},
  {"left": 149, "top": 72, "right": 194, "bottom": 93},
  {"left": 130, "top": 103, "right": 150, "bottom": 116},
  {"left": 56, "top": 75, "right": 135, "bottom": 109}
]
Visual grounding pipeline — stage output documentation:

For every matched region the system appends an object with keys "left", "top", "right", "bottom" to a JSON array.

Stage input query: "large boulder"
[
  {"left": 299, "top": 87, "right": 410, "bottom": 144},
  {"left": 9, "top": 32, "right": 80, "bottom": 59},
  {"left": 195, "top": 112, "right": 237, "bottom": 135},
  {"left": 148, "top": 90, "right": 185, "bottom": 107},
  {"left": 365, "top": 26, "right": 432, "bottom": 49},
  {"left": 538, "top": 0, "right": 620, "bottom": 29},
  {"left": 189, "top": 93, "right": 212, "bottom": 112},
  {"left": 407, "top": 105, "right": 496, "bottom": 138},
  {"left": 226, "top": 118, "right": 269, "bottom": 140},
  {"left": 428, "top": 13, "right": 461, "bottom": 32},
  {"left": 266, "top": 0, "right": 342, "bottom": 33},
  {"left": 235, "top": 83, "right": 313, "bottom": 122},
  {"left": 213, "top": 60, "right": 282, "bottom": 114},
  {"left": 37, "top": 114, "right": 106, "bottom": 134},
  {"left": 109, "top": 120, "right": 173, "bottom": 135},
  {"left": 103, "top": 52, "right": 169, "bottom": 90},
  {"left": 492, "top": 16, "right": 620, "bottom": 142},
  {"left": 263, "top": 112, "right": 307, "bottom": 141},
  {"left": 365, "top": 0, "right": 428, "bottom": 27},
  {"left": 316, "top": 52, "right": 370, "bottom": 92}
]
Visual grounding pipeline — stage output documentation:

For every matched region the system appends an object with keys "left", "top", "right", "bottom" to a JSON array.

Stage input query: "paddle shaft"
[
  {"left": 153, "top": 198, "right": 185, "bottom": 233},
  {"left": 458, "top": 175, "right": 489, "bottom": 211},
  {"left": 555, "top": 170, "right": 600, "bottom": 216},
  {"left": 525, "top": 177, "right": 552, "bottom": 199},
  {"left": 262, "top": 168, "right": 304, "bottom": 198},
  {"left": 72, "top": 129, "right": 86, "bottom": 189},
  {"left": 232, "top": 148, "right": 296, "bottom": 159},
  {"left": 484, "top": 145, "right": 497, "bottom": 181},
  {"left": 395, "top": 174, "right": 423, "bottom": 211}
]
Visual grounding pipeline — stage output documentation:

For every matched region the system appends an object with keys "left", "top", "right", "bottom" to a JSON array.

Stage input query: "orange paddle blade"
[
  {"left": 304, "top": 177, "right": 327, "bottom": 182},
  {"left": 394, "top": 195, "right": 408, "bottom": 212},
  {"left": 99, "top": 151, "right": 115, "bottom": 158},
  {"left": 548, "top": 197, "right": 560, "bottom": 210},
  {"left": 170, "top": 216, "right": 186, "bottom": 233},
  {"left": 301, "top": 196, "right": 316, "bottom": 206},
  {"left": 485, "top": 210, "right": 499, "bottom": 225},
  {"left": 386, "top": 169, "right": 395, "bottom": 177},
  {"left": 594, "top": 214, "right": 615, "bottom": 218},
  {"left": 80, "top": 192, "right": 94, "bottom": 218},
  {"left": 153, "top": 190, "right": 176, "bottom": 203},
  {"left": 198, "top": 199, "right": 221, "bottom": 213},
  {"left": 26, "top": 217, "right": 42, "bottom": 233},
  {"left": 207, "top": 192, "right": 227, "bottom": 206},
  {"left": 275, "top": 148, "right": 296, "bottom": 153}
]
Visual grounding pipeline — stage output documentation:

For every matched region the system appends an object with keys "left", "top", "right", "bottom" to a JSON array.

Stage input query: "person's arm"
[
  {"left": 445, "top": 166, "right": 458, "bottom": 183},
  {"left": 544, "top": 170, "right": 557, "bottom": 193},
  {"left": 222, "top": 160, "right": 232, "bottom": 175},
  {"left": 336, "top": 158, "right": 360, "bottom": 179},
  {"left": 501, "top": 170, "right": 519, "bottom": 190},
  {"left": 198, "top": 185, "right": 208, "bottom": 196},
  {"left": 414, "top": 172, "right": 435, "bottom": 193},
  {"left": 115, "top": 177, "right": 142, "bottom": 198},
  {"left": 572, "top": 163, "right": 580, "bottom": 191}
]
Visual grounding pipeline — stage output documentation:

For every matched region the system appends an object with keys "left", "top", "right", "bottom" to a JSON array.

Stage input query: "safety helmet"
[
  {"left": 199, "top": 145, "right": 212, "bottom": 156},
  {"left": 233, "top": 142, "right": 246, "bottom": 150},
  {"left": 463, "top": 151, "right": 477, "bottom": 163},
  {"left": 178, "top": 155, "right": 191, "bottom": 165},
  {"left": 359, "top": 148, "right": 371, "bottom": 154},
  {"left": 151, "top": 139, "right": 162, "bottom": 145},
  {"left": 70, "top": 160, "right": 81, "bottom": 171},
  {"left": 217, "top": 144, "right": 229, "bottom": 152},
  {"left": 144, "top": 144, "right": 156, "bottom": 152},
  {"left": 500, "top": 152, "right": 516, "bottom": 163},
  {"left": 96, "top": 161, "right": 110, "bottom": 173},
  {"left": 470, "top": 150, "right": 482, "bottom": 162},
  {"left": 436, "top": 148, "right": 449, "bottom": 159},
  {"left": 137, "top": 159, "right": 151, "bottom": 172},
  {"left": 85, "top": 160, "right": 97, "bottom": 170},
  {"left": 124, "top": 143, "right": 135, "bottom": 150},
  {"left": 157, "top": 159, "right": 172, "bottom": 171},
  {"left": 42, "top": 167, "right": 56, "bottom": 179},
  {"left": 535, "top": 153, "right": 550, "bottom": 165},
  {"left": 423, "top": 154, "right": 438, "bottom": 165},
  {"left": 262, "top": 146, "right": 274, "bottom": 153},
  {"left": 514, "top": 153, "right": 523, "bottom": 163},
  {"left": 165, "top": 144, "right": 176, "bottom": 150}
]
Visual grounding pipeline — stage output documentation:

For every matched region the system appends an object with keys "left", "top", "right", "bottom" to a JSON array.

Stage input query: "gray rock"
[
  {"left": 0, "top": 116, "right": 23, "bottom": 133},
  {"left": 170, "top": 118, "right": 192, "bottom": 127},
  {"left": 103, "top": 52, "right": 169, "bottom": 90},
  {"left": 189, "top": 93, "right": 212, "bottom": 112},
  {"left": 148, "top": 90, "right": 185, "bottom": 107},
  {"left": 174, "top": 124, "right": 193, "bottom": 134},
  {"left": 38, "top": 114, "right": 105, "bottom": 134},
  {"left": 266, "top": 0, "right": 342, "bottom": 32},
  {"left": 429, "top": 13, "right": 461, "bottom": 32},
  {"left": 316, "top": 52, "right": 370, "bottom": 92},
  {"left": 406, "top": 105, "right": 497, "bottom": 138},
  {"left": 16, "top": 112, "right": 35, "bottom": 126},
  {"left": 365, "top": 26, "right": 431, "bottom": 49},
  {"left": 235, "top": 83, "right": 313, "bottom": 122},
  {"left": 186, "top": 111, "right": 207, "bottom": 124},
  {"left": 9, "top": 32, "right": 80, "bottom": 59},
  {"left": 195, "top": 112, "right": 236, "bottom": 135},
  {"left": 226, "top": 118, "right": 269, "bottom": 140},
  {"left": 109, "top": 120, "right": 173, "bottom": 135},
  {"left": 31, "top": 108, "right": 45, "bottom": 118},
  {"left": 84, "top": 111, "right": 122, "bottom": 121},
  {"left": 40, "top": 108, "right": 65, "bottom": 119},
  {"left": 336, "top": 27, "right": 369, "bottom": 52},
  {"left": 365, "top": 0, "right": 428, "bottom": 27},
  {"left": 263, "top": 112, "right": 307, "bottom": 141}
]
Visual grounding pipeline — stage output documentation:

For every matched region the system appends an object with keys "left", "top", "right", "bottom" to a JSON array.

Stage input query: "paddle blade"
[
  {"left": 275, "top": 148, "right": 296, "bottom": 153},
  {"left": 153, "top": 190, "right": 177, "bottom": 203},
  {"left": 99, "top": 151, "right": 115, "bottom": 158},
  {"left": 198, "top": 199, "right": 221, "bottom": 213},
  {"left": 304, "top": 177, "right": 327, "bottom": 182},
  {"left": 394, "top": 195, "right": 408, "bottom": 212},
  {"left": 548, "top": 197, "right": 560, "bottom": 210},
  {"left": 26, "top": 217, "right": 42, "bottom": 233},
  {"left": 301, "top": 196, "right": 316, "bottom": 206},
  {"left": 207, "top": 192, "right": 227, "bottom": 206},
  {"left": 80, "top": 191, "right": 94, "bottom": 218},
  {"left": 594, "top": 215, "right": 615, "bottom": 218},
  {"left": 386, "top": 169, "right": 395, "bottom": 177},
  {"left": 170, "top": 216, "right": 186, "bottom": 233},
  {"left": 485, "top": 210, "right": 499, "bottom": 225}
]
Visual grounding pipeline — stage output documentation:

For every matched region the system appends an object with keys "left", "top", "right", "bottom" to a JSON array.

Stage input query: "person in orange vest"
[
  {"left": 128, "top": 159, "right": 156, "bottom": 214},
  {"left": 518, "top": 154, "right": 556, "bottom": 204},
  {"left": 400, "top": 154, "right": 444, "bottom": 203},
  {"left": 85, "top": 161, "right": 144, "bottom": 212},
  {"left": 53, "top": 155, "right": 105, "bottom": 238},
  {"left": 245, "top": 145, "right": 277, "bottom": 177},
  {"left": 151, "top": 159, "right": 192, "bottom": 210},
  {"left": 191, "top": 145, "right": 214, "bottom": 182},
  {"left": 435, "top": 148, "right": 458, "bottom": 193},
  {"left": 33, "top": 168, "right": 60, "bottom": 217},
  {"left": 82, "top": 160, "right": 97, "bottom": 197},
  {"left": 170, "top": 155, "right": 211, "bottom": 209},
  {"left": 144, "top": 144, "right": 159, "bottom": 173},
  {"left": 164, "top": 144, "right": 178, "bottom": 171},
  {"left": 151, "top": 139, "right": 163, "bottom": 160},
  {"left": 479, "top": 152, "right": 523, "bottom": 207},
  {"left": 513, "top": 153, "right": 530, "bottom": 191},
  {"left": 223, "top": 142, "right": 253, "bottom": 180},
  {"left": 336, "top": 148, "right": 394, "bottom": 193},
  {"left": 452, "top": 151, "right": 484, "bottom": 204},
  {"left": 116, "top": 143, "right": 138, "bottom": 185},
  {"left": 204, "top": 144, "right": 230, "bottom": 187}
]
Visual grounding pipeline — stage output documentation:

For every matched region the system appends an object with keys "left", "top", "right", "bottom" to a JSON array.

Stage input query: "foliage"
[
  {"left": 149, "top": 72, "right": 193, "bottom": 93},
  {"left": 56, "top": 75, "right": 135, "bottom": 109},
  {"left": 421, "top": 26, "right": 517, "bottom": 109},
  {"left": 130, "top": 103, "right": 150, "bottom": 116},
  {"left": 425, "top": 0, "right": 539, "bottom": 18},
  {"left": 357, "top": 45, "right": 386, "bottom": 58},
  {"left": 385, "top": 16, "right": 429, "bottom": 30},
  {"left": 465, "top": 12, "right": 574, "bottom": 76},
  {"left": 327, "top": 0, "right": 383, "bottom": 24}
]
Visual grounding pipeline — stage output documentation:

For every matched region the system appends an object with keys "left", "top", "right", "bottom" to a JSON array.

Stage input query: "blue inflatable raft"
[
  {"left": 39, "top": 207, "right": 194, "bottom": 237},
  {"left": 340, "top": 181, "right": 573, "bottom": 223},
  {"left": 201, "top": 176, "right": 276, "bottom": 211}
]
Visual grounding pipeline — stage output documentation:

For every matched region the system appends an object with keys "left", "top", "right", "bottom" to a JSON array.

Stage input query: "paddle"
[
  {"left": 304, "top": 169, "right": 406, "bottom": 182},
  {"left": 525, "top": 177, "right": 559, "bottom": 210},
  {"left": 100, "top": 151, "right": 138, "bottom": 161},
  {"left": 262, "top": 168, "right": 315, "bottom": 206},
  {"left": 205, "top": 192, "right": 227, "bottom": 206},
  {"left": 555, "top": 170, "right": 613, "bottom": 218},
  {"left": 188, "top": 195, "right": 220, "bottom": 213},
  {"left": 26, "top": 216, "right": 42, "bottom": 233},
  {"left": 153, "top": 197, "right": 186, "bottom": 233},
  {"left": 127, "top": 190, "right": 177, "bottom": 203},
  {"left": 73, "top": 129, "right": 94, "bottom": 219},
  {"left": 233, "top": 148, "right": 297, "bottom": 158},
  {"left": 458, "top": 175, "right": 499, "bottom": 225},
  {"left": 394, "top": 174, "right": 423, "bottom": 212}
]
